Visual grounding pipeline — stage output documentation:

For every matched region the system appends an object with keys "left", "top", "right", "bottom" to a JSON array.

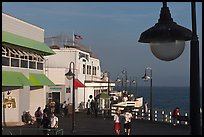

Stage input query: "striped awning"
[{"left": 2, "top": 71, "right": 33, "bottom": 86}]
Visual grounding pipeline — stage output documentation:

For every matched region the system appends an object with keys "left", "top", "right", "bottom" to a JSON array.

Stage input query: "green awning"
[
  {"left": 29, "top": 73, "right": 55, "bottom": 86},
  {"left": 2, "top": 31, "right": 55, "bottom": 55},
  {"left": 96, "top": 93, "right": 110, "bottom": 99},
  {"left": 2, "top": 71, "right": 33, "bottom": 86}
]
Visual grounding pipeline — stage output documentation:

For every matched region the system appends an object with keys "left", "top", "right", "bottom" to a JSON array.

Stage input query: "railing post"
[
  {"left": 135, "top": 112, "right": 138, "bottom": 119},
  {"left": 185, "top": 112, "right": 188, "bottom": 125},
  {"left": 154, "top": 110, "right": 158, "bottom": 121},
  {"left": 141, "top": 109, "right": 144, "bottom": 119},
  {"left": 148, "top": 109, "right": 150, "bottom": 120},
  {"left": 161, "top": 111, "right": 165, "bottom": 122},
  {"left": 177, "top": 112, "right": 180, "bottom": 124},
  {"left": 169, "top": 111, "right": 172, "bottom": 123}
]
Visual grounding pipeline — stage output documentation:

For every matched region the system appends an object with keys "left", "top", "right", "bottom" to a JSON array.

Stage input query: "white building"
[
  {"left": 44, "top": 39, "right": 115, "bottom": 110},
  {"left": 2, "top": 13, "right": 55, "bottom": 126}
]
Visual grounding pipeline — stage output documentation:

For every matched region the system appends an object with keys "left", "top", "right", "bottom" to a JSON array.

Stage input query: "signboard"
[{"left": 3, "top": 96, "right": 16, "bottom": 108}]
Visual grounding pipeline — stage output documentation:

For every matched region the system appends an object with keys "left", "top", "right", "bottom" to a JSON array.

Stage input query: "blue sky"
[{"left": 2, "top": 2, "right": 202, "bottom": 87}]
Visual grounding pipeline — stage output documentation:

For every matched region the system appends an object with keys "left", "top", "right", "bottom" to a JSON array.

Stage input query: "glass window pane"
[
  {"left": 2, "top": 56, "right": 9, "bottom": 66},
  {"left": 29, "top": 61, "right": 36, "bottom": 69},
  {"left": 11, "top": 58, "right": 19, "bottom": 67},
  {"left": 37, "top": 62, "right": 43, "bottom": 70},
  {"left": 21, "top": 60, "right": 28, "bottom": 68}
]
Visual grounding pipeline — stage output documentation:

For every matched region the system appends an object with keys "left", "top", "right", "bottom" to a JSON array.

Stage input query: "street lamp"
[
  {"left": 138, "top": 2, "right": 200, "bottom": 135},
  {"left": 65, "top": 61, "right": 76, "bottom": 133},
  {"left": 142, "top": 67, "right": 152, "bottom": 121},
  {"left": 122, "top": 68, "right": 128, "bottom": 92},
  {"left": 132, "top": 77, "right": 138, "bottom": 98}
]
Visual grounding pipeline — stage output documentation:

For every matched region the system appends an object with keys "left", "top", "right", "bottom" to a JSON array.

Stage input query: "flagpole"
[{"left": 72, "top": 31, "right": 75, "bottom": 46}]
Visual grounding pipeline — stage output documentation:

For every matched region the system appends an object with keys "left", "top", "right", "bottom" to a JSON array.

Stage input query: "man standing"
[
  {"left": 86, "top": 99, "right": 91, "bottom": 115},
  {"left": 50, "top": 113, "right": 59, "bottom": 135},
  {"left": 123, "top": 108, "right": 133, "bottom": 135}
]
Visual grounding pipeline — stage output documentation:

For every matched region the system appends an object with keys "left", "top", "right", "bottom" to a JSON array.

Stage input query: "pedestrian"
[
  {"left": 172, "top": 107, "right": 180, "bottom": 126},
  {"left": 25, "top": 111, "right": 35, "bottom": 125},
  {"left": 43, "top": 105, "right": 51, "bottom": 118},
  {"left": 35, "top": 107, "right": 43, "bottom": 128},
  {"left": 41, "top": 113, "right": 51, "bottom": 135},
  {"left": 50, "top": 100, "right": 56, "bottom": 113},
  {"left": 86, "top": 99, "right": 91, "bottom": 115},
  {"left": 144, "top": 101, "right": 148, "bottom": 120},
  {"left": 114, "top": 108, "right": 121, "bottom": 135},
  {"left": 90, "top": 99, "right": 95, "bottom": 114},
  {"left": 67, "top": 103, "right": 72, "bottom": 117},
  {"left": 50, "top": 113, "right": 59, "bottom": 135},
  {"left": 123, "top": 108, "right": 133, "bottom": 135},
  {"left": 94, "top": 98, "right": 98, "bottom": 117},
  {"left": 61, "top": 101, "right": 67, "bottom": 117}
]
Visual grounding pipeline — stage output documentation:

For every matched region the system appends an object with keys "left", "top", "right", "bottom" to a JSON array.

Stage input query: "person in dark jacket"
[{"left": 41, "top": 113, "right": 51, "bottom": 135}]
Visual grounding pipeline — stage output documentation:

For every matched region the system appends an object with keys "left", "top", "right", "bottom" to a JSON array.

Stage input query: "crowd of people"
[
  {"left": 21, "top": 100, "right": 61, "bottom": 135},
  {"left": 86, "top": 97, "right": 98, "bottom": 117}
]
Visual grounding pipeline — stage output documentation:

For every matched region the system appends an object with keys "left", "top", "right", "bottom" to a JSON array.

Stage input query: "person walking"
[
  {"left": 41, "top": 113, "right": 51, "bottom": 135},
  {"left": 50, "top": 100, "right": 56, "bottom": 113},
  {"left": 123, "top": 108, "right": 133, "bottom": 135},
  {"left": 43, "top": 105, "right": 51, "bottom": 118},
  {"left": 114, "top": 108, "right": 121, "bottom": 135},
  {"left": 50, "top": 113, "right": 59, "bottom": 135},
  {"left": 35, "top": 107, "right": 43, "bottom": 128},
  {"left": 172, "top": 107, "right": 180, "bottom": 126},
  {"left": 61, "top": 101, "right": 67, "bottom": 117},
  {"left": 94, "top": 98, "right": 98, "bottom": 117},
  {"left": 90, "top": 99, "right": 95, "bottom": 115},
  {"left": 86, "top": 99, "right": 91, "bottom": 115}
]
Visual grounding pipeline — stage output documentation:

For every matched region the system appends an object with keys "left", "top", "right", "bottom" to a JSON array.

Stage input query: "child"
[{"left": 114, "top": 108, "right": 121, "bottom": 135}]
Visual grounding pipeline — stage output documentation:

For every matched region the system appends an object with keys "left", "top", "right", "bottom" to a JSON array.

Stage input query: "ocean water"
[{"left": 113, "top": 86, "right": 202, "bottom": 114}]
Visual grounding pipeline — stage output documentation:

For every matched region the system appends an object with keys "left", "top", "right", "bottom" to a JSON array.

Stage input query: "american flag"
[{"left": 74, "top": 34, "right": 83, "bottom": 39}]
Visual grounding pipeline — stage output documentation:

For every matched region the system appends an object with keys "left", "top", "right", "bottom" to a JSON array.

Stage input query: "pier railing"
[{"left": 111, "top": 106, "right": 195, "bottom": 125}]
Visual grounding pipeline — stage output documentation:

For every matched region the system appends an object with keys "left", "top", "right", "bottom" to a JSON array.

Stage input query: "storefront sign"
[{"left": 3, "top": 96, "right": 16, "bottom": 108}]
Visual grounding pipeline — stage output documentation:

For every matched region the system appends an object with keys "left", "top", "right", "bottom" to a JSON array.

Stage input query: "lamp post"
[
  {"left": 84, "top": 62, "right": 86, "bottom": 109},
  {"left": 142, "top": 67, "right": 152, "bottom": 121},
  {"left": 138, "top": 2, "right": 200, "bottom": 135},
  {"left": 65, "top": 61, "right": 76, "bottom": 133},
  {"left": 107, "top": 72, "right": 110, "bottom": 95},
  {"left": 132, "top": 77, "right": 138, "bottom": 98},
  {"left": 122, "top": 68, "right": 128, "bottom": 92}
]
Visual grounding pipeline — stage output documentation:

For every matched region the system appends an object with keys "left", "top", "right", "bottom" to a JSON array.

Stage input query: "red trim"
[{"left": 74, "top": 79, "right": 85, "bottom": 88}]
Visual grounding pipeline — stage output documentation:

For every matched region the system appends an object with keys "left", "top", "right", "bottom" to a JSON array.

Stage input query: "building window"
[
  {"left": 11, "top": 58, "right": 19, "bottom": 67},
  {"left": 37, "top": 62, "right": 43, "bottom": 70},
  {"left": 87, "top": 65, "right": 89, "bottom": 75},
  {"left": 93, "top": 66, "right": 97, "bottom": 75},
  {"left": 21, "top": 60, "right": 28, "bottom": 68},
  {"left": 92, "top": 66, "right": 97, "bottom": 75},
  {"left": 29, "top": 56, "right": 33, "bottom": 60},
  {"left": 87, "top": 65, "right": 91, "bottom": 75},
  {"left": 2, "top": 56, "right": 9, "bottom": 66},
  {"left": 29, "top": 61, "right": 36, "bottom": 69},
  {"left": 83, "top": 64, "right": 86, "bottom": 74}
]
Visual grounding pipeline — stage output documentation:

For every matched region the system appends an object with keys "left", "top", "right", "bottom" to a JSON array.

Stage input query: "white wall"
[
  {"left": 2, "top": 13, "right": 44, "bottom": 42},
  {"left": 47, "top": 68, "right": 66, "bottom": 85},
  {"left": 29, "top": 88, "right": 46, "bottom": 116}
]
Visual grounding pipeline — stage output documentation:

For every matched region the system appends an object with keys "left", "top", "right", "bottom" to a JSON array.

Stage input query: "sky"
[{"left": 2, "top": 2, "right": 202, "bottom": 87}]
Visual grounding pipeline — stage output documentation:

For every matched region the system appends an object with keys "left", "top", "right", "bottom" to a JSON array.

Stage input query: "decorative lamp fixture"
[
  {"left": 65, "top": 69, "right": 75, "bottom": 80},
  {"left": 138, "top": 2, "right": 192, "bottom": 61}
]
